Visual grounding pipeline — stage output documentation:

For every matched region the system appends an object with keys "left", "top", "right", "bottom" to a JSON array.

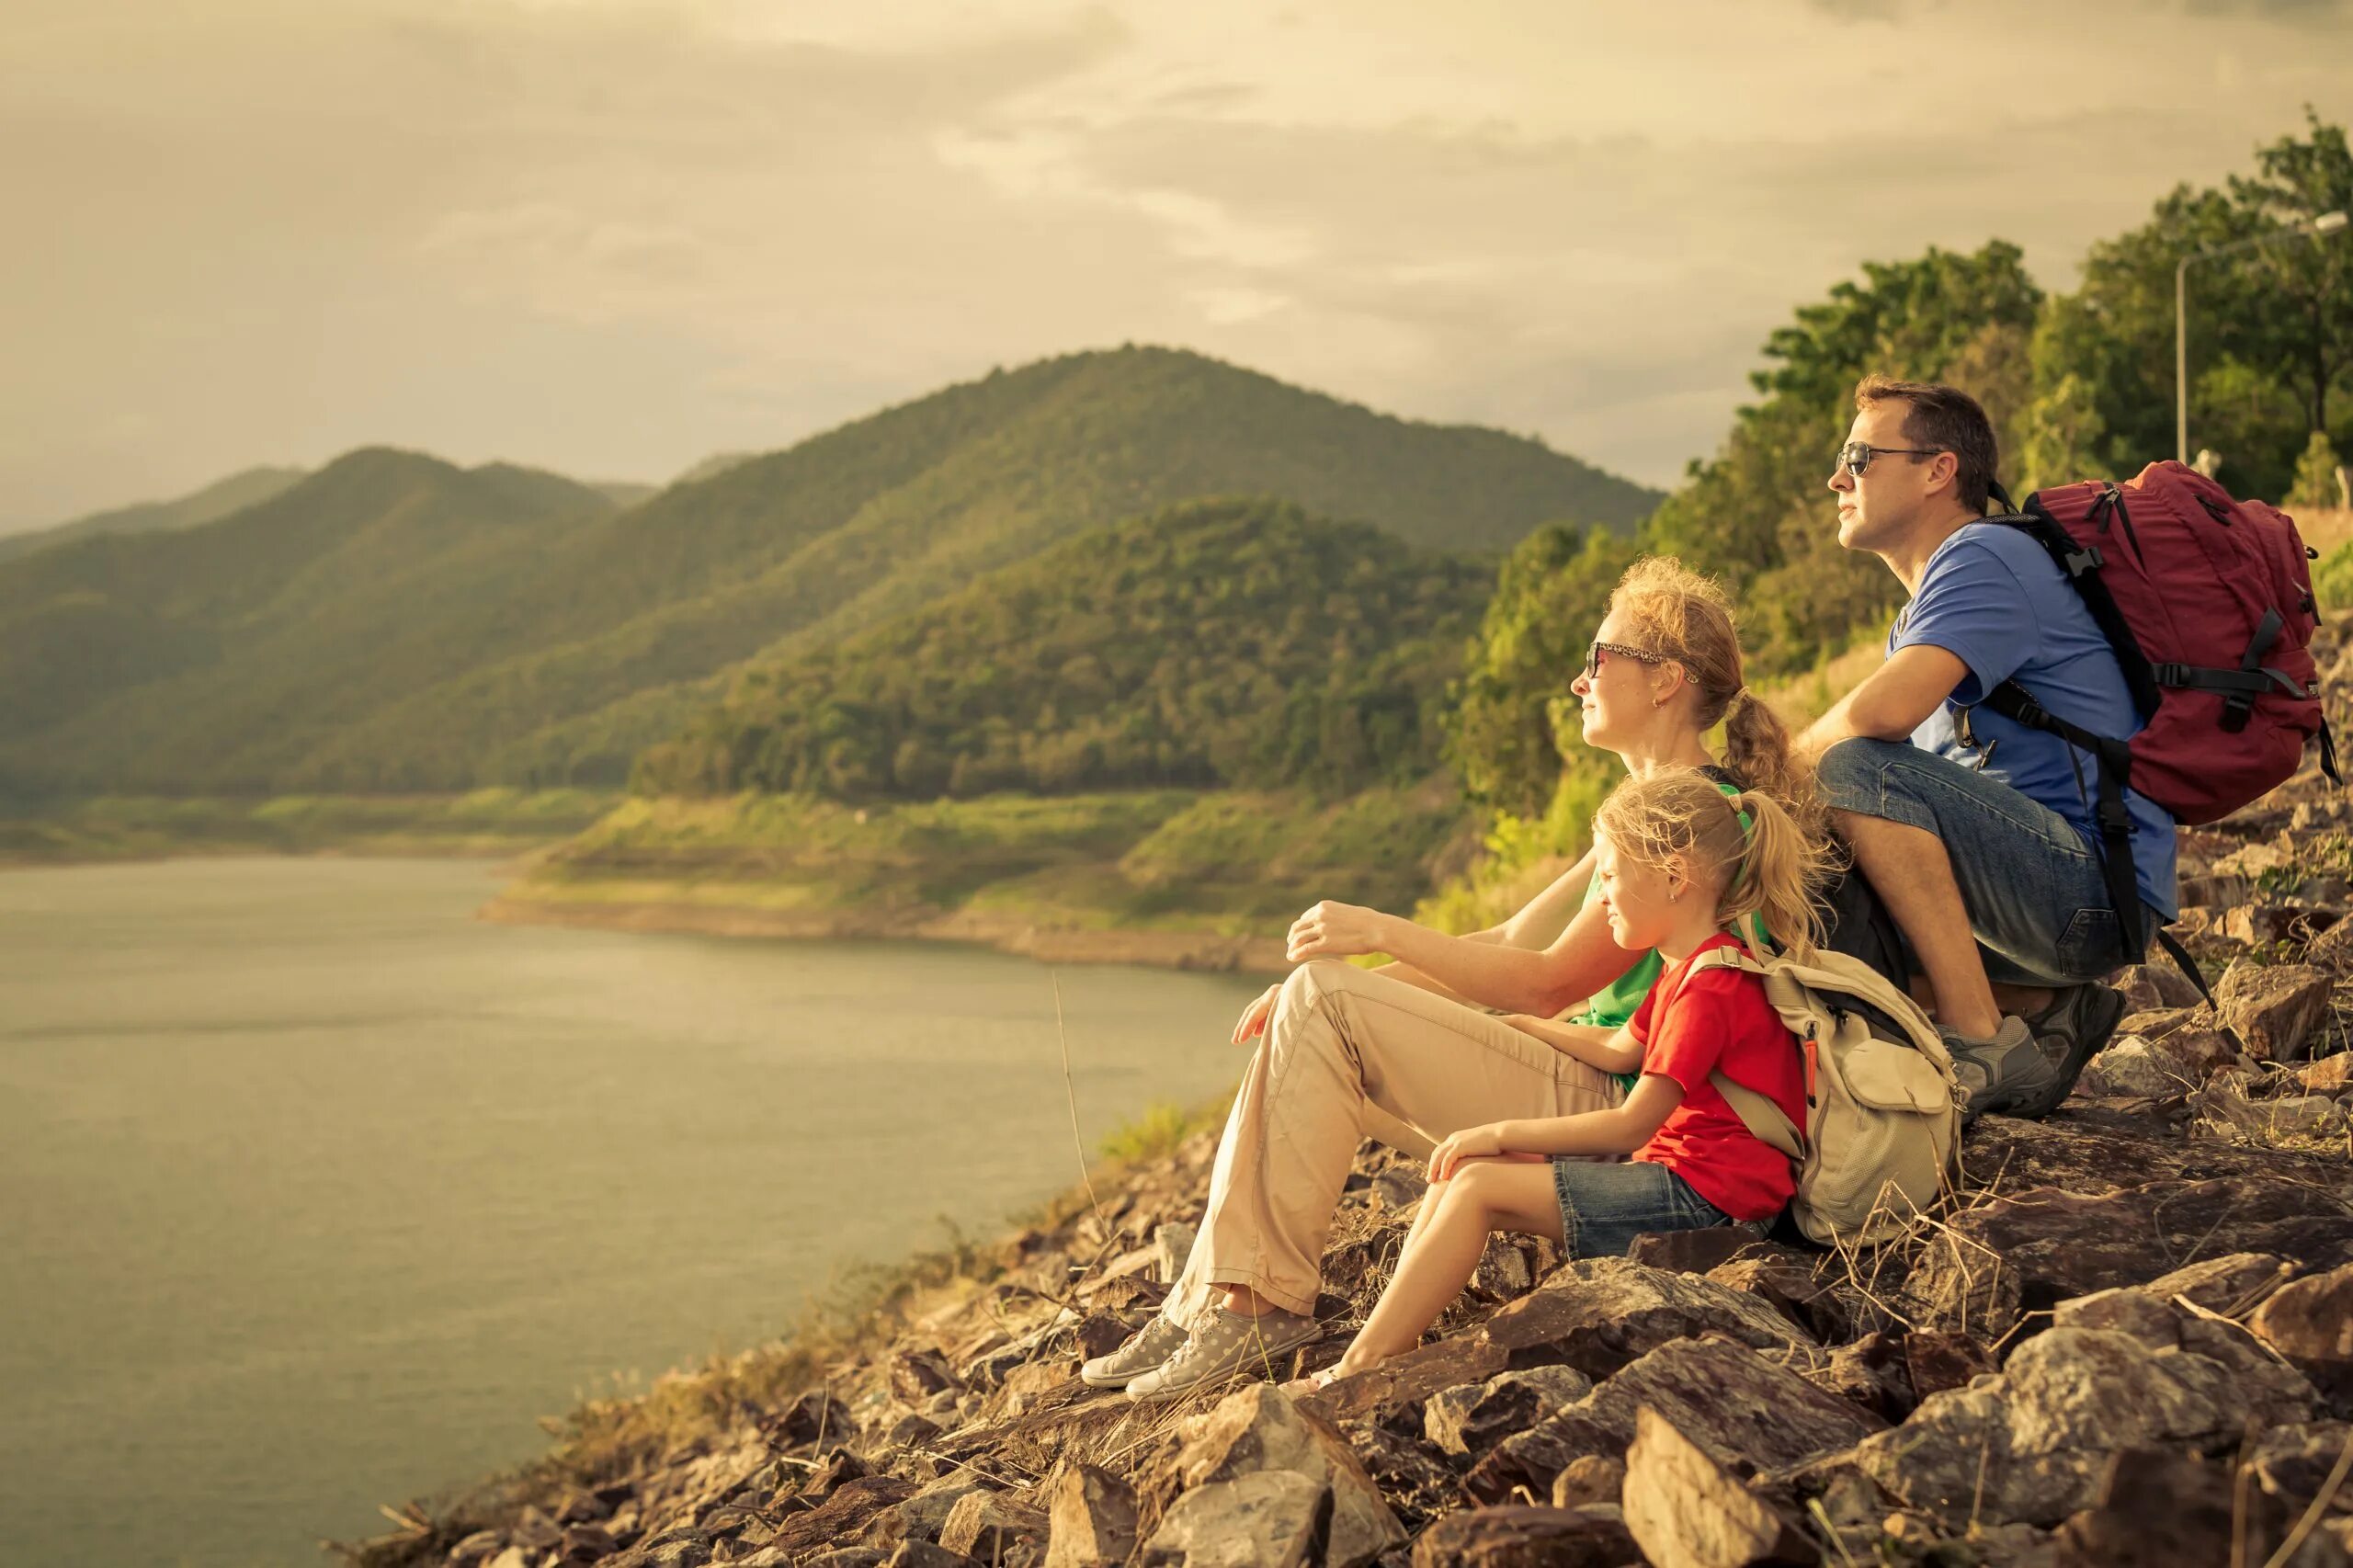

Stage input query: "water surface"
[{"left": 0, "top": 858, "right": 1259, "bottom": 1568}]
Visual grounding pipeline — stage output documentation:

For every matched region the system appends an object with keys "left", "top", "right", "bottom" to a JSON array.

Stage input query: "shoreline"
[{"left": 477, "top": 892, "right": 1293, "bottom": 974}]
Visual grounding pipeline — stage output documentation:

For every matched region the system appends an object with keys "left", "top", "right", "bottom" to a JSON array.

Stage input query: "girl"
[
  {"left": 1299, "top": 766, "right": 1827, "bottom": 1386},
  {"left": 1090, "top": 559, "right": 1821, "bottom": 1403}
]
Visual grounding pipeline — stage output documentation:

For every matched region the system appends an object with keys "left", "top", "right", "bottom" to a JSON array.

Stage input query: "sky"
[{"left": 2, "top": 0, "right": 2350, "bottom": 531}]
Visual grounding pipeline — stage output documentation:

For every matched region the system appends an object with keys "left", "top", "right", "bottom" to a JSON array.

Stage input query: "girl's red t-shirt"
[{"left": 1627, "top": 933, "right": 1808, "bottom": 1221}]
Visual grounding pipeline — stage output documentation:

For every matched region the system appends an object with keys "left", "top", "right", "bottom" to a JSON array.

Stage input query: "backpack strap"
[
  {"left": 1680, "top": 948, "right": 1810, "bottom": 1165},
  {"left": 2005, "top": 495, "right": 2162, "bottom": 718},
  {"left": 1709, "top": 1070, "right": 1807, "bottom": 1162},
  {"left": 1979, "top": 680, "right": 2148, "bottom": 966}
]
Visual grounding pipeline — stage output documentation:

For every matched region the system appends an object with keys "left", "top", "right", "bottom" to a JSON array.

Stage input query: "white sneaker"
[
  {"left": 1078, "top": 1314, "right": 1188, "bottom": 1389},
  {"left": 1125, "top": 1307, "right": 1320, "bottom": 1402}
]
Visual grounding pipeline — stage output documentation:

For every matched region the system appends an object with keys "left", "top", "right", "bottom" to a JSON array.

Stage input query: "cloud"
[{"left": 0, "top": 0, "right": 2347, "bottom": 527}]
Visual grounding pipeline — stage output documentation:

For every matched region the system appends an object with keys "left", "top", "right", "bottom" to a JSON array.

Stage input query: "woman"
[{"left": 1084, "top": 556, "right": 1818, "bottom": 1401}]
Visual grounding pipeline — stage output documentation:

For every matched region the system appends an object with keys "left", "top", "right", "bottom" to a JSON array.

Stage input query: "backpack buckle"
[{"left": 2062, "top": 545, "right": 2103, "bottom": 577}]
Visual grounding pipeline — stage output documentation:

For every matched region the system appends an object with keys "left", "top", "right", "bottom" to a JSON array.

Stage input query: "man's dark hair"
[{"left": 1853, "top": 375, "right": 1999, "bottom": 514}]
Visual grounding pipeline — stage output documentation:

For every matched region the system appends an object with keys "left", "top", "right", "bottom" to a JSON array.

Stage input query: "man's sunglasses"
[
  {"left": 1838, "top": 440, "right": 1942, "bottom": 477},
  {"left": 1584, "top": 640, "right": 1663, "bottom": 677}
]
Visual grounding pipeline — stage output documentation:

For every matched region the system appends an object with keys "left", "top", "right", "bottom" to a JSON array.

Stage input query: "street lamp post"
[{"left": 2176, "top": 209, "right": 2349, "bottom": 463}]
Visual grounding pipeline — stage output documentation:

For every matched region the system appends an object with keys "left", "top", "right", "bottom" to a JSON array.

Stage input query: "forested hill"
[
  {"left": 0, "top": 465, "right": 308, "bottom": 563},
  {"left": 0, "top": 450, "right": 623, "bottom": 793},
  {"left": 0, "top": 345, "right": 1657, "bottom": 798},
  {"left": 633, "top": 498, "right": 1495, "bottom": 801}
]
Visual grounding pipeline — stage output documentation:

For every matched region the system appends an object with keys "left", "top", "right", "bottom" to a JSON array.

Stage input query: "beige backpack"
[{"left": 1684, "top": 947, "right": 1964, "bottom": 1247}]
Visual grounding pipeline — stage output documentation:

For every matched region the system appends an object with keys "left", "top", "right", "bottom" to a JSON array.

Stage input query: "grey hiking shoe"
[
  {"left": 1941, "top": 1015, "right": 2053, "bottom": 1122},
  {"left": 1125, "top": 1306, "right": 1321, "bottom": 1402},
  {"left": 2008, "top": 983, "right": 2129, "bottom": 1120},
  {"left": 1079, "top": 1314, "right": 1189, "bottom": 1389}
]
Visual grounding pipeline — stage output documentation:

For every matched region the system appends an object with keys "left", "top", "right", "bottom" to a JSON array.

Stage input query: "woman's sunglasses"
[
  {"left": 1584, "top": 640, "right": 1663, "bottom": 677},
  {"left": 1837, "top": 440, "right": 1941, "bottom": 477}
]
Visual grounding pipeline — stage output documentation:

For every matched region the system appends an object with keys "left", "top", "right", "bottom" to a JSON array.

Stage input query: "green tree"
[
  {"left": 1643, "top": 241, "right": 2042, "bottom": 622},
  {"left": 1440, "top": 526, "right": 1638, "bottom": 820},
  {"left": 2014, "top": 369, "right": 2109, "bottom": 494},
  {"left": 2290, "top": 428, "right": 2347, "bottom": 512}
]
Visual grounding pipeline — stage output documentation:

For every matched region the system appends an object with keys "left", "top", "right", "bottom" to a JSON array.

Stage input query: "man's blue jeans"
[{"left": 1815, "top": 737, "right": 2146, "bottom": 989}]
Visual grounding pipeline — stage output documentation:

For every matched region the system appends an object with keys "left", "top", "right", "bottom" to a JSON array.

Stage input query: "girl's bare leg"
[{"left": 1333, "top": 1161, "right": 1563, "bottom": 1374}]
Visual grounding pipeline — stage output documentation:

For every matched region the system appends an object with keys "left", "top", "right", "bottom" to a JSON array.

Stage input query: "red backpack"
[{"left": 1984, "top": 460, "right": 2338, "bottom": 968}]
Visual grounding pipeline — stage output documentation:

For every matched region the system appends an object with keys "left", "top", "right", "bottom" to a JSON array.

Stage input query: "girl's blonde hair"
[
  {"left": 1593, "top": 766, "right": 1832, "bottom": 961},
  {"left": 1605, "top": 556, "right": 1826, "bottom": 840}
]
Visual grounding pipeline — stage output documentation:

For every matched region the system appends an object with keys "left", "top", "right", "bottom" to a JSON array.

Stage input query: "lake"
[{"left": 0, "top": 858, "right": 1261, "bottom": 1568}]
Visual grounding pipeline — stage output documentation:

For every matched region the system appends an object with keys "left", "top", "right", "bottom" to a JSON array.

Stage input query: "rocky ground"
[{"left": 341, "top": 684, "right": 2353, "bottom": 1568}]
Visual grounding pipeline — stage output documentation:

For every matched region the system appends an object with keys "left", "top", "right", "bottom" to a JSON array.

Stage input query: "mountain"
[
  {"left": 635, "top": 497, "right": 1495, "bottom": 801},
  {"left": 0, "top": 450, "right": 622, "bottom": 794},
  {"left": 0, "top": 346, "right": 1659, "bottom": 797},
  {"left": 0, "top": 466, "right": 308, "bottom": 563}
]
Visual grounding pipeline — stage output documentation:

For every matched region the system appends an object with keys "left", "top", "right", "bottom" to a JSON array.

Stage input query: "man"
[{"left": 1802, "top": 375, "right": 2160, "bottom": 1118}]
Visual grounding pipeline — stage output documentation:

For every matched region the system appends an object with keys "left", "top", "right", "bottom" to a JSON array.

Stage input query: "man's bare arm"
[{"left": 1800, "top": 643, "right": 1971, "bottom": 756}]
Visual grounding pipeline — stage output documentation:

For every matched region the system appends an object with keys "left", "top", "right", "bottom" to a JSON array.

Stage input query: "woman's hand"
[
  {"left": 1231, "top": 983, "right": 1281, "bottom": 1047},
  {"left": 1427, "top": 1122, "right": 1510, "bottom": 1183},
  {"left": 1287, "top": 901, "right": 1394, "bottom": 962}
]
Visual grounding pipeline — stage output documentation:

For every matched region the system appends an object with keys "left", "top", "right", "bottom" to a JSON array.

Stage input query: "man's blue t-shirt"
[{"left": 1888, "top": 522, "right": 2178, "bottom": 921}]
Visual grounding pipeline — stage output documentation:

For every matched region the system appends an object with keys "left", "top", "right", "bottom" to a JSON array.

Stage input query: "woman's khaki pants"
[{"left": 1163, "top": 959, "right": 1623, "bottom": 1329}]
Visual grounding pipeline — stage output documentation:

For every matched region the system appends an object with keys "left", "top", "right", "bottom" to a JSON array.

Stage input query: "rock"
[
  {"left": 1801, "top": 1330, "right": 1915, "bottom": 1423},
  {"left": 1137, "top": 1471, "right": 1324, "bottom": 1568},
  {"left": 1622, "top": 1406, "right": 1813, "bottom": 1567},
  {"left": 2006, "top": 1326, "right": 2307, "bottom": 1451},
  {"left": 1041, "top": 1464, "right": 1136, "bottom": 1568},
  {"left": 2047, "top": 1289, "right": 2316, "bottom": 1427},
  {"left": 2304, "top": 1051, "right": 2353, "bottom": 1094},
  {"left": 1467, "top": 1334, "right": 1879, "bottom": 1506},
  {"left": 767, "top": 1478, "right": 919, "bottom": 1561},
  {"left": 1926, "top": 1177, "right": 2353, "bottom": 1317},
  {"left": 446, "top": 1531, "right": 504, "bottom": 1566},
  {"left": 1903, "top": 1329, "right": 1995, "bottom": 1403},
  {"left": 1832, "top": 1286, "right": 2321, "bottom": 1531},
  {"left": 1840, "top": 1384, "right": 2101, "bottom": 1529},
  {"left": 1550, "top": 1454, "right": 1624, "bottom": 1509},
  {"left": 882, "top": 1412, "right": 944, "bottom": 1452},
  {"left": 2113, "top": 964, "right": 2202, "bottom": 1014},
  {"left": 2252, "top": 1262, "right": 2353, "bottom": 1404},
  {"left": 1626, "top": 1227, "right": 1770, "bottom": 1275},
  {"left": 1369, "top": 1167, "right": 1429, "bottom": 1212},
  {"left": 863, "top": 1477, "right": 992, "bottom": 1549},
  {"left": 1959, "top": 1111, "right": 2353, "bottom": 1198},
  {"left": 2245, "top": 1421, "right": 2353, "bottom": 1519},
  {"left": 2222, "top": 904, "right": 2343, "bottom": 949},
  {"left": 554, "top": 1525, "right": 616, "bottom": 1563},
  {"left": 889, "top": 1349, "right": 961, "bottom": 1406},
  {"left": 1423, "top": 1367, "right": 1594, "bottom": 1457},
  {"left": 2078, "top": 1034, "right": 2203, "bottom": 1098},
  {"left": 2217, "top": 962, "right": 2336, "bottom": 1060},
  {"left": 938, "top": 1488, "right": 1046, "bottom": 1562},
  {"left": 1154, "top": 1222, "right": 1198, "bottom": 1285},
  {"left": 2047, "top": 1442, "right": 2353, "bottom": 1568},
  {"left": 2050, "top": 1448, "right": 2236, "bottom": 1568},
  {"left": 2141, "top": 1251, "right": 2300, "bottom": 1315},
  {"left": 780, "top": 1388, "right": 855, "bottom": 1446},
  {"left": 1335, "top": 1420, "right": 1459, "bottom": 1528},
  {"left": 1310, "top": 1258, "right": 1809, "bottom": 1429},
  {"left": 2193, "top": 1079, "right": 2351, "bottom": 1143},
  {"left": 1166, "top": 1384, "right": 1403, "bottom": 1568},
  {"left": 2111, "top": 1008, "right": 2243, "bottom": 1077},
  {"left": 1406, "top": 1504, "right": 1640, "bottom": 1567},
  {"left": 884, "top": 1546, "right": 981, "bottom": 1568},
  {"left": 1705, "top": 1253, "right": 1853, "bottom": 1343},
  {"left": 1893, "top": 1223, "right": 2026, "bottom": 1340}
]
